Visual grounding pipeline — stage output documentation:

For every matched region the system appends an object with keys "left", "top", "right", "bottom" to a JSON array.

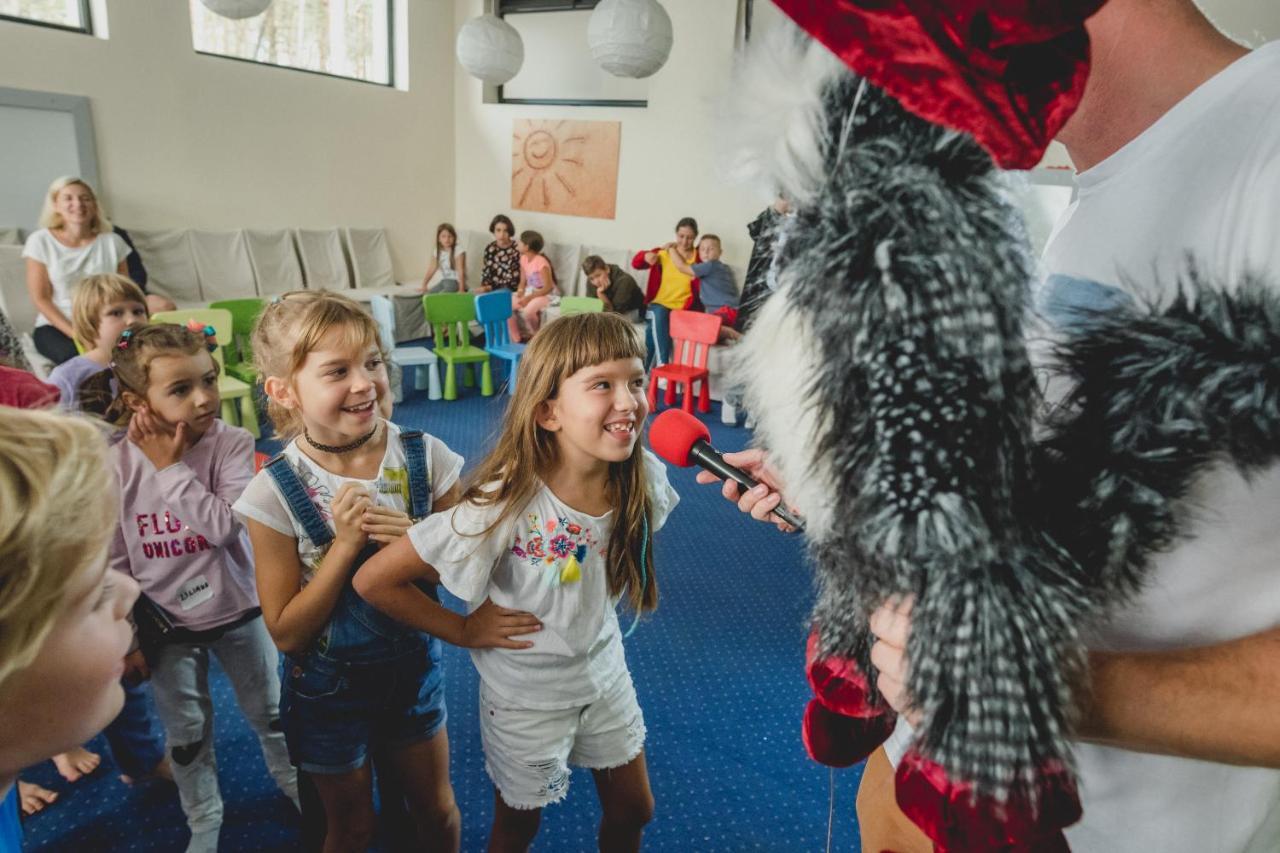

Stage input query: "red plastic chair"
[{"left": 648, "top": 309, "right": 722, "bottom": 414}]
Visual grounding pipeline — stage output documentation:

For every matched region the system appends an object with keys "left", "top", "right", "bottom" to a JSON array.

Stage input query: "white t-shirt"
[
  {"left": 22, "top": 229, "right": 132, "bottom": 328},
  {"left": 1039, "top": 42, "right": 1280, "bottom": 853},
  {"left": 234, "top": 421, "right": 463, "bottom": 585},
  {"left": 439, "top": 249, "right": 457, "bottom": 278},
  {"left": 882, "top": 43, "right": 1280, "bottom": 853},
  {"left": 407, "top": 449, "right": 679, "bottom": 711}
]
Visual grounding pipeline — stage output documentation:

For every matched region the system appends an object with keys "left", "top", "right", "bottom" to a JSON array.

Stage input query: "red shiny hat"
[{"left": 774, "top": 0, "right": 1108, "bottom": 169}]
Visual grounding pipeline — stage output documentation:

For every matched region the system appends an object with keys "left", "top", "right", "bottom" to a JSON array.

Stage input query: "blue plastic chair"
[{"left": 475, "top": 290, "right": 526, "bottom": 394}]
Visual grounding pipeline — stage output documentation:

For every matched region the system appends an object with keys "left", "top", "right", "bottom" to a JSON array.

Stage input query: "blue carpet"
[{"left": 24, "top": 368, "right": 864, "bottom": 851}]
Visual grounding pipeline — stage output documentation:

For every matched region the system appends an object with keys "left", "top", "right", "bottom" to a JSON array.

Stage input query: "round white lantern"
[
  {"left": 587, "top": 0, "right": 673, "bottom": 79},
  {"left": 456, "top": 13, "right": 525, "bottom": 86},
  {"left": 200, "top": 0, "right": 273, "bottom": 20}
]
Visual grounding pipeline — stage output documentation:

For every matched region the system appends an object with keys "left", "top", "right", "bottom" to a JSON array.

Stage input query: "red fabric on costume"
[
  {"left": 773, "top": 0, "right": 1106, "bottom": 169},
  {"left": 802, "top": 629, "right": 897, "bottom": 767},
  {"left": 895, "top": 750, "right": 1082, "bottom": 851}
]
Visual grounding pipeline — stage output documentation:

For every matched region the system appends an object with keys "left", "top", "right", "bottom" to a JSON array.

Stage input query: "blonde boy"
[{"left": 46, "top": 273, "right": 148, "bottom": 410}]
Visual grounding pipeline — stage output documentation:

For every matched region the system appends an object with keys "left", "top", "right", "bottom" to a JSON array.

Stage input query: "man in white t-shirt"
[{"left": 854, "top": 1, "right": 1280, "bottom": 851}]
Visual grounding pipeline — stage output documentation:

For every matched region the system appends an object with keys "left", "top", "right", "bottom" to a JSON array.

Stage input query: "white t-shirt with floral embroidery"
[
  {"left": 408, "top": 449, "right": 678, "bottom": 710},
  {"left": 234, "top": 421, "right": 463, "bottom": 585}
]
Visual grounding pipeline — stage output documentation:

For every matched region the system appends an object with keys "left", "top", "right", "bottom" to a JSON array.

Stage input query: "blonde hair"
[
  {"left": 83, "top": 322, "right": 214, "bottom": 424},
  {"left": 250, "top": 291, "right": 386, "bottom": 440},
  {"left": 0, "top": 408, "right": 115, "bottom": 692},
  {"left": 460, "top": 312, "right": 658, "bottom": 612},
  {"left": 71, "top": 273, "right": 148, "bottom": 348},
  {"left": 38, "top": 176, "right": 113, "bottom": 234}
]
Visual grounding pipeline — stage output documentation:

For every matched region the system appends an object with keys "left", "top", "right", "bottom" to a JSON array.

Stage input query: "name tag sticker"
[{"left": 177, "top": 575, "right": 214, "bottom": 611}]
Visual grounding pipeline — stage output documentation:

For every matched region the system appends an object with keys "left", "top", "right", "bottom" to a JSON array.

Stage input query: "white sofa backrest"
[
  {"left": 345, "top": 227, "right": 396, "bottom": 290},
  {"left": 0, "top": 245, "right": 36, "bottom": 332},
  {"left": 245, "top": 229, "right": 304, "bottom": 295},
  {"left": 190, "top": 230, "right": 256, "bottom": 302},
  {"left": 128, "top": 229, "right": 203, "bottom": 305},
  {"left": 295, "top": 229, "right": 350, "bottom": 291}
]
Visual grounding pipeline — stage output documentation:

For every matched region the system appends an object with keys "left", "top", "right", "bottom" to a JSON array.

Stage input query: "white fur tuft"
[
  {"left": 716, "top": 16, "right": 847, "bottom": 207},
  {"left": 728, "top": 286, "right": 838, "bottom": 538}
]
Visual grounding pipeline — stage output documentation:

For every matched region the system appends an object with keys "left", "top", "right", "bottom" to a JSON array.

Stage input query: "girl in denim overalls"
[
  {"left": 234, "top": 292, "right": 467, "bottom": 852},
  {"left": 357, "top": 312, "right": 679, "bottom": 853}
]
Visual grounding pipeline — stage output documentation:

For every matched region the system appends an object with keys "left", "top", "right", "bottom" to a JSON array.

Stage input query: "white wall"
[
  {"left": 453, "top": 0, "right": 786, "bottom": 279},
  {"left": 0, "top": 0, "right": 455, "bottom": 280}
]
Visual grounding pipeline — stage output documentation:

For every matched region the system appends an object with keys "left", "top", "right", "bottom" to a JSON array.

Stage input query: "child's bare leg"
[
  {"left": 17, "top": 780, "right": 58, "bottom": 815},
  {"left": 52, "top": 745, "right": 100, "bottom": 782},
  {"left": 488, "top": 789, "right": 542, "bottom": 853},
  {"left": 384, "top": 729, "right": 460, "bottom": 853},
  {"left": 592, "top": 752, "right": 654, "bottom": 853},
  {"left": 309, "top": 765, "right": 377, "bottom": 853}
]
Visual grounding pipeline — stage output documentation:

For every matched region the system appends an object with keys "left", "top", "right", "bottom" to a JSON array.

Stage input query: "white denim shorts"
[{"left": 478, "top": 671, "right": 647, "bottom": 810}]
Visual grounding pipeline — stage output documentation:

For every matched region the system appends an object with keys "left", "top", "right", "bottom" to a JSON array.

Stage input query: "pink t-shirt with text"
[{"left": 108, "top": 418, "right": 259, "bottom": 631}]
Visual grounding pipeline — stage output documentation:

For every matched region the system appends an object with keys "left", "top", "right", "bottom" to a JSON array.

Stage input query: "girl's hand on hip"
[
  {"left": 332, "top": 483, "right": 373, "bottom": 549},
  {"left": 128, "top": 406, "right": 189, "bottom": 471},
  {"left": 362, "top": 505, "right": 413, "bottom": 545},
  {"left": 462, "top": 598, "right": 542, "bottom": 649}
]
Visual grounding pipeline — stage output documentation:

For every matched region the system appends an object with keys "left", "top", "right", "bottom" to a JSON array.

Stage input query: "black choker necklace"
[{"left": 304, "top": 423, "right": 379, "bottom": 454}]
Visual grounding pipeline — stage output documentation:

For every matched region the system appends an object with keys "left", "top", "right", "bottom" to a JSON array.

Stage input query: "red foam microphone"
[{"left": 649, "top": 409, "right": 804, "bottom": 531}]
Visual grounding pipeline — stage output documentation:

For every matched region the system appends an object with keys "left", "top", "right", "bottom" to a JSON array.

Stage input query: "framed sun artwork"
[{"left": 512, "top": 119, "right": 621, "bottom": 220}]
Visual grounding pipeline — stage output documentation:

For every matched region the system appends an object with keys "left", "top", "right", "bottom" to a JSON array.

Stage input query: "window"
[
  {"left": 0, "top": 0, "right": 92, "bottom": 33},
  {"left": 497, "top": 4, "right": 648, "bottom": 107},
  {"left": 189, "top": 0, "right": 393, "bottom": 87}
]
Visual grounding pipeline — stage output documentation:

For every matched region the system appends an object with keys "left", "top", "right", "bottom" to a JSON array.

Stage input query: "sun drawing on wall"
[{"left": 512, "top": 119, "right": 621, "bottom": 220}]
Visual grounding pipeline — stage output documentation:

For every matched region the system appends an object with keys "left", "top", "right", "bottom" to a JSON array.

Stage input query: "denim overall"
[{"left": 267, "top": 431, "right": 446, "bottom": 773}]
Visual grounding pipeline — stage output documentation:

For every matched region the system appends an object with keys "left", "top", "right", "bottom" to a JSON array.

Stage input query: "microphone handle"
[{"left": 689, "top": 441, "right": 806, "bottom": 531}]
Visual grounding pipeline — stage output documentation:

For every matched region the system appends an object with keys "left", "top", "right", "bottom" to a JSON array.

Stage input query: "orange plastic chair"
[{"left": 648, "top": 309, "right": 721, "bottom": 414}]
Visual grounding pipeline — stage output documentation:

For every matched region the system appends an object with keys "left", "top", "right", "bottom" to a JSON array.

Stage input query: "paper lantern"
[
  {"left": 587, "top": 0, "right": 673, "bottom": 79},
  {"left": 456, "top": 13, "right": 525, "bottom": 86},
  {"left": 200, "top": 0, "right": 273, "bottom": 20}
]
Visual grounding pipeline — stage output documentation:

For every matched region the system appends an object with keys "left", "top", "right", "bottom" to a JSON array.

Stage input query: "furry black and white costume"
[{"left": 730, "top": 23, "right": 1280, "bottom": 849}]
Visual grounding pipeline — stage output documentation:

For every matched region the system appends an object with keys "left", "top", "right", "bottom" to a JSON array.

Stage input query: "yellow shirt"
[{"left": 652, "top": 248, "right": 695, "bottom": 310}]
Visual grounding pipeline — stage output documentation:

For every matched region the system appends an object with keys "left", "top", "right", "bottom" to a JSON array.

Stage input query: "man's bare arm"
[{"left": 1078, "top": 626, "right": 1280, "bottom": 767}]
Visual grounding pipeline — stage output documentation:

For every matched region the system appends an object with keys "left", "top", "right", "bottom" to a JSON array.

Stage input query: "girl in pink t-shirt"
[
  {"left": 103, "top": 321, "right": 298, "bottom": 851},
  {"left": 510, "top": 230, "right": 558, "bottom": 342}
]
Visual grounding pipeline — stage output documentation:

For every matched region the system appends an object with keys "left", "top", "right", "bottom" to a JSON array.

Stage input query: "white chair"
[
  {"left": 294, "top": 229, "right": 350, "bottom": 291},
  {"left": 245, "top": 229, "right": 304, "bottom": 295},
  {"left": 370, "top": 295, "right": 440, "bottom": 402},
  {"left": 128, "top": 229, "right": 203, "bottom": 306},
  {"left": 190, "top": 230, "right": 257, "bottom": 301}
]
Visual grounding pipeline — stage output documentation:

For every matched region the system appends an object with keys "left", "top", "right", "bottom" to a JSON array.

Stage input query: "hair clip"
[
  {"left": 186, "top": 319, "right": 218, "bottom": 352},
  {"left": 116, "top": 328, "right": 135, "bottom": 350}
]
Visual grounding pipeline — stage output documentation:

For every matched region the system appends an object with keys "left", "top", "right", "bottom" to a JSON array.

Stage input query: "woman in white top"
[
  {"left": 419, "top": 223, "right": 467, "bottom": 294},
  {"left": 22, "top": 177, "right": 152, "bottom": 365}
]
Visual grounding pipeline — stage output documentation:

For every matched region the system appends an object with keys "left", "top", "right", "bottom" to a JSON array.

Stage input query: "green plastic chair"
[
  {"left": 151, "top": 308, "right": 261, "bottom": 438},
  {"left": 208, "top": 298, "right": 266, "bottom": 385},
  {"left": 559, "top": 296, "right": 604, "bottom": 316},
  {"left": 422, "top": 293, "right": 492, "bottom": 400}
]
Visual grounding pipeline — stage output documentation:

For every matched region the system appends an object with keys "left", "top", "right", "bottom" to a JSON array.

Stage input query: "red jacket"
[{"left": 631, "top": 248, "right": 703, "bottom": 311}]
